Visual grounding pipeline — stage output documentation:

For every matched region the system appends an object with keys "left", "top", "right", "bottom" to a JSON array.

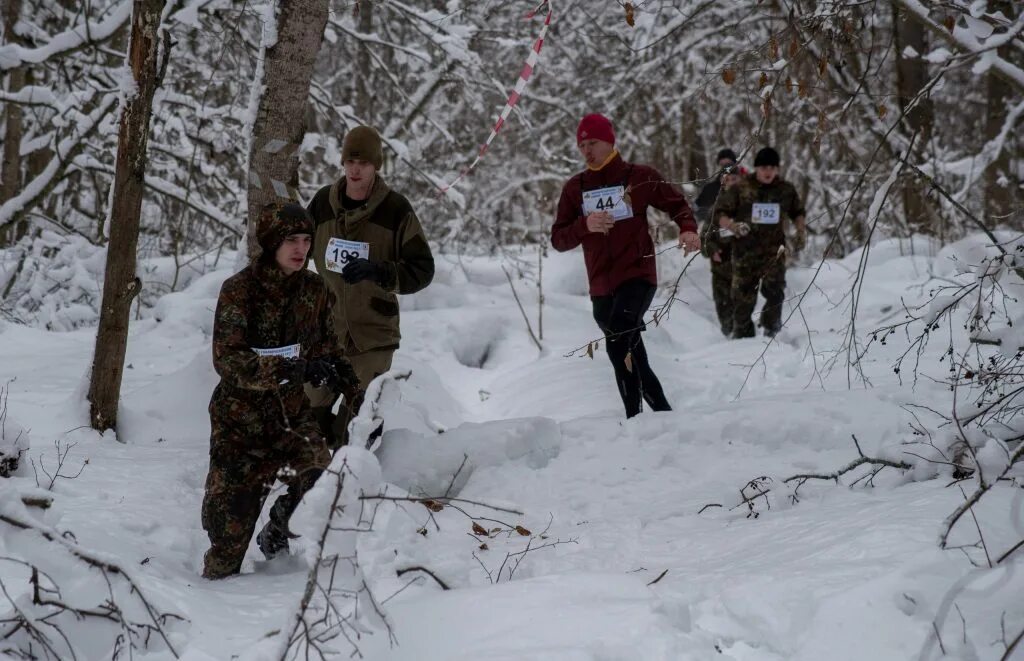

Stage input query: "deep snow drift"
[{"left": 1, "top": 236, "right": 1022, "bottom": 660}]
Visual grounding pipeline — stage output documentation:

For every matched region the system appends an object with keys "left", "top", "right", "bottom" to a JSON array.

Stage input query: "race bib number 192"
[
  {"left": 582, "top": 185, "right": 632, "bottom": 221},
  {"left": 325, "top": 238, "right": 370, "bottom": 273},
  {"left": 752, "top": 202, "right": 781, "bottom": 225}
]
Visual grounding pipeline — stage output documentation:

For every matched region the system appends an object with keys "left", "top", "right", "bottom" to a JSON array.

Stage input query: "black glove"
[
  {"left": 341, "top": 258, "right": 381, "bottom": 285},
  {"left": 273, "top": 357, "right": 306, "bottom": 385},
  {"left": 305, "top": 358, "right": 340, "bottom": 389},
  {"left": 328, "top": 356, "right": 361, "bottom": 392}
]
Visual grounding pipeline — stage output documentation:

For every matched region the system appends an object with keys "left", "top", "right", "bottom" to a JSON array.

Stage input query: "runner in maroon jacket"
[{"left": 552, "top": 113, "right": 700, "bottom": 418}]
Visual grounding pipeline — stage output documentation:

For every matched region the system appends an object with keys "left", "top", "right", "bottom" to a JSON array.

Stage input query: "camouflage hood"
[{"left": 255, "top": 202, "right": 314, "bottom": 261}]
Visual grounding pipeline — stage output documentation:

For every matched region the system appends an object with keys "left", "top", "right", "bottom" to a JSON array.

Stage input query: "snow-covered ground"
[{"left": 1, "top": 237, "right": 1022, "bottom": 660}]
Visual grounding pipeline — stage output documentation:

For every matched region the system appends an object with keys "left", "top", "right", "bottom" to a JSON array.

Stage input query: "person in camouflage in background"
[
  {"left": 696, "top": 149, "right": 743, "bottom": 336},
  {"left": 201, "top": 202, "right": 359, "bottom": 580},
  {"left": 715, "top": 147, "right": 806, "bottom": 339}
]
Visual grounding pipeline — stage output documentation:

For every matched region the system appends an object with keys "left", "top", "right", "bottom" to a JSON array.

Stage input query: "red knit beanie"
[{"left": 576, "top": 113, "right": 615, "bottom": 146}]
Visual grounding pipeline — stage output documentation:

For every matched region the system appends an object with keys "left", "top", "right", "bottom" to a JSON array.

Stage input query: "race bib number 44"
[
  {"left": 752, "top": 202, "right": 781, "bottom": 225},
  {"left": 582, "top": 185, "right": 632, "bottom": 221},
  {"left": 325, "top": 238, "right": 370, "bottom": 273}
]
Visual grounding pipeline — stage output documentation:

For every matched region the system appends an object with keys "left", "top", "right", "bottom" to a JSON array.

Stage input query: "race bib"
[
  {"left": 719, "top": 227, "right": 735, "bottom": 238},
  {"left": 752, "top": 202, "right": 781, "bottom": 225},
  {"left": 253, "top": 343, "right": 300, "bottom": 359},
  {"left": 325, "top": 238, "right": 370, "bottom": 273},
  {"left": 582, "top": 185, "right": 632, "bottom": 221}
]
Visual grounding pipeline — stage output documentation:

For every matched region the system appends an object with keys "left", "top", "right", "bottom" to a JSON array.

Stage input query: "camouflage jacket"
[
  {"left": 307, "top": 176, "right": 434, "bottom": 353},
  {"left": 715, "top": 174, "right": 804, "bottom": 244},
  {"left": 210, "top": 261, "right": 343, "bottom": 423}
]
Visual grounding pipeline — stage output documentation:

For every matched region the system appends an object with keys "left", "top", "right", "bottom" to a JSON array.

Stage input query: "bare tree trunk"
[
  {"left": 355, "top": 0, "right": 373, "bottom": 124},
  {"left": 984, "top": 1, "right": 1019, "bottom": 227},
  {"left": 0, "top": 0, "right": 26, "bottom": 246},
  {"left": 88, "top": 0, "right": 168, "bottom": 433},
  {"left": 245, "top": 0, "right": 329, "bottom": 254},
  {"left": 893, "top": 2, "right": 936, "bottom": 236}
]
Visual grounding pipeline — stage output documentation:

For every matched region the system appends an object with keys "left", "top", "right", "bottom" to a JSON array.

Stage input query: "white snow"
[{"left": 1, "top": 236, "right": 1023, "bottom": 659}]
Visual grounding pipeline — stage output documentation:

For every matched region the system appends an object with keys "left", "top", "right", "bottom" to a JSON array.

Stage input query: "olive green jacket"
[{"left": 307, "top": 176, "right": 434, "bottom": 353}]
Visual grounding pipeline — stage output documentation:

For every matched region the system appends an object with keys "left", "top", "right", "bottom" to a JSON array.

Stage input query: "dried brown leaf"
[
  {"left": 722, "top": 68, "right": 737, "bottom": 85},
  {"left": 788, "top": 36, "right": 799, "bottom": 59},
  {"left": 758, "top": 72, "right": 768, "bottom": 89},
  {"left": 943, "top": 15, "right": 955, "bottom": 33},
  {"left": 472, "top": 522, "right": 489, "bottom": 536},
  {"left": 818, "top": 55, "right": 828, "bottom": 77},
  {"left": 515, "top": 525, "right": 532, "bottom": 536},
  {"left": 785, "top": 77, "right": 793, "bottom": 94},
  {"left": 624, "top": 2, "right": 635, "bottom": 27},
  {"left": 421, "top": 499, "right": 444, "bottom": 512},
  {"left": 479, "top": 543, "right": 489, "bottom": 551},
  {"left": 586, "top": 341, "right": 595, "bottom": 359},
  {"left": 491, "top": 527, "right": 502, "bottom": 534},
  {"left": 768, "top": 36, "right": 778, "bottom": 60},
  {"left": 878, "top": 104, "right": 888, "bottom": 119},
  {"left": 798, "top": 78, "right": 808, "bottom": 98}
]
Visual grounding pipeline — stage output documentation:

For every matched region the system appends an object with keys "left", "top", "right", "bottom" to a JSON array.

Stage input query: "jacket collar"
[{"left": 328, "top": 175, "right": 391, "bottom": 224}]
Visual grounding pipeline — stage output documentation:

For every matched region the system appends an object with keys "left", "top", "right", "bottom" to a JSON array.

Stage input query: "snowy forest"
[{"left": 1, "top": 0, "right": 1024, "bottom": 659}]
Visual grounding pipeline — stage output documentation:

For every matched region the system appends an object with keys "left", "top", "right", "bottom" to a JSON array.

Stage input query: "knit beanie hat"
[
  {"left": 753, "top": 147, "right": 781, "bottom": 167},
  {"left": 342, "top": 126, "right": 383, "bottom": 169},
  {"left": 576, "top": 113, "right": 615, "bottom": 146},
  {"left": 257, "top": 202, "right": 314, "bottom": 256},
  {"left": 716, "top": 148, "right": 738, "bottom": 163}
]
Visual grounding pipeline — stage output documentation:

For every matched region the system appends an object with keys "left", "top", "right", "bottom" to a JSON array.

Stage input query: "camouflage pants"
[
  {"left": 201, "top": 408, "right": 330, "bottom": 579},
  {"left": 710, "top": 244, "right": 733, "bottom": 336},
  {"left": 731, "top": 239, "right": 786, "bottom": 338}
]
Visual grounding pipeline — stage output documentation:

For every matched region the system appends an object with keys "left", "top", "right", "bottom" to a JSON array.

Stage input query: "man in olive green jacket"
[{"left": 306, "top": 126, "right": 434, "bottom": 445}]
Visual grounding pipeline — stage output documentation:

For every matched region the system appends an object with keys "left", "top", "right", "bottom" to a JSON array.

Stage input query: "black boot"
[{"left": 256, "top": 517, "right": 294, "bottom": 560}]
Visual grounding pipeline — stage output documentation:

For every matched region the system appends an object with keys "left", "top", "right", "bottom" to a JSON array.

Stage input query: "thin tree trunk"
[
  {"left": 1, "top": 0, "right": 26, "bottom": 246},
  {"left": 984, "top": 1, "right": 1018, "bottom": 227},
  {"left": 245, "top": 0, "right": 329, "bottom": 254},
  {"left": 355, "top": 0, "right": 373, "bottom": 124},
  {"left": 88, "top": 0, "right": 168, "bottom": 433},
  {"left": 893, "top": 2, "right": 936, "bottom": 235}
]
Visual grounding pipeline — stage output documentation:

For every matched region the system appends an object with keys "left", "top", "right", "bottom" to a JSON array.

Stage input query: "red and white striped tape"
[{"left": 439, "top": 1, "right": 553, "bottom": 196}]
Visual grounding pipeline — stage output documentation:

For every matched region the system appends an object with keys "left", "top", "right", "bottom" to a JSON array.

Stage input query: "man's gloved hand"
[
  {"left": 327, "top": 356, "right": 361, "bottom": 392},
  {"left": 794, "top": 226, "right": 807, "bottom": 252},
  {"left": 732, "top": 221, "right": 752, "bottom": 238},
  {"left": 305, "top": 358, "right": 340, "bottom": 389},
  {"left": 341, "top": 258, "right": 382, "bottom": 285},
  {"left": 273, "top": 357, "right": 306, "bottom": 385}
]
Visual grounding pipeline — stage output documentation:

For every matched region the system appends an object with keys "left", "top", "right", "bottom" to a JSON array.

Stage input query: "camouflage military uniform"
[
  {"left": 699, "top": 195, "right": 734, "bottom": 337},
  {"left": 715, "top": 174, "right": 804, "bottom": 338},
  {"left": 201, "top": 204, "right": 346, "bottom": 579}
]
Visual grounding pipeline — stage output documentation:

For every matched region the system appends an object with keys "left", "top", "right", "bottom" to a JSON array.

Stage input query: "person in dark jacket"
[
  {"left": 201, "top": 202, "right": 358, "bottom": 579},
  {"left": 551, "top": 113, "right": 700, "bottom": 418},
  {"left": 306, "top": 126, "right": 434, "bottom": 447},
  {"left": 697, "top": 151, "right": 744, "bottom": 336},
  {"left": 715, "top": 147, "right": 806, "bottom": 338}
]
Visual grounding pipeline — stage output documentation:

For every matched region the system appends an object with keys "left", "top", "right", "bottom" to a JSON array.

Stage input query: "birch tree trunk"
[
  {"left": 87, "top": 0, "right": 168, "bottom": 432},
  {"left": 983, "top": 1, "right": 1019, "bottom": 227},
  {"left": 245, "top": 0, "right": 329, "bottom": 255}
]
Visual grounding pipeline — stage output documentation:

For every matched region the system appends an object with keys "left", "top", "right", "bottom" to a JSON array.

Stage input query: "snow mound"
[
  {"left": 378, "top": 417, "right": 561, "bottom": 496},
  {"left": 119, "top": 349, "right": 216, "bottom": 444}
]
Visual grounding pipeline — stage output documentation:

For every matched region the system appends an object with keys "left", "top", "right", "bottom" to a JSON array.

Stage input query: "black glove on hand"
[
  {"left": 341, "top": 258, "right": 381, "bottom": 285},
  {"left": 305, "top": 358, "right": 340, "bottom": 389},
  {"left": 274, "top": 357, "right": 306, "bottom": 385},
  {"left": 328, "top": 356, "right": 361, "bottom": 392}
]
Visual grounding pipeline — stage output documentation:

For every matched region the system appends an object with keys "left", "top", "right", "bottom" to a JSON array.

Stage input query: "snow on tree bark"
[
  {"left": 244, "top": 0, "right": 329, "bottom": 257},
  {"left": 87, "top": 0, "right": 169, "bottom": 433}
]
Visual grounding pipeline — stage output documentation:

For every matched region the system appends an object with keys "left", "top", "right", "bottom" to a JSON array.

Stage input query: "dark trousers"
[{"left": 591, "top": 279, "right": 672, "bottom": 418}]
